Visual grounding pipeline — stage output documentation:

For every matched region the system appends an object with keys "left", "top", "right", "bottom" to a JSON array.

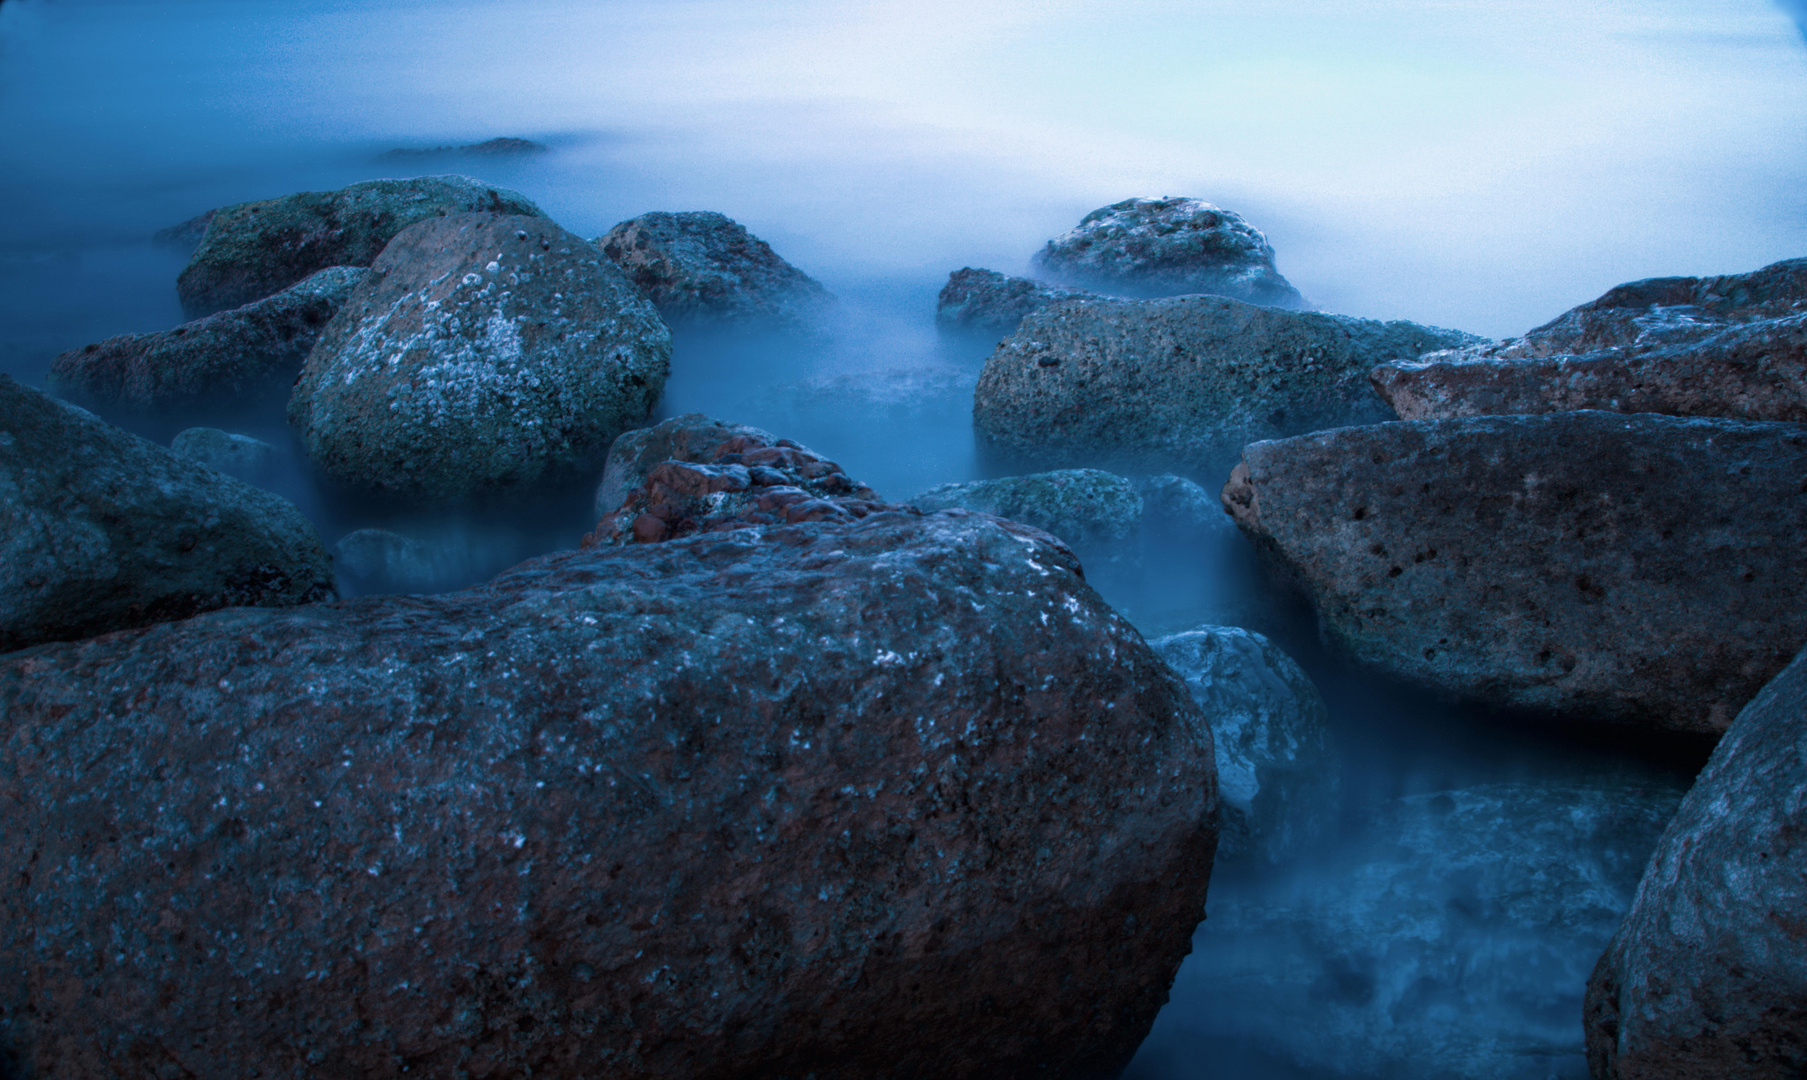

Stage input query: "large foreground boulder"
[
  {"left": 289, "top": 213, "right": 670, "bottom": 498},
  {"left": 178, "top": 176, "right": 546, "bottom": 316},
  {"left": 1374, "top": 257, "right": 1807, "bottom": 422},
  {"left": 1585, "top": 647, "right": 1807, "bottom": 1079},
  {"left": 597, "top": 211, "right": 832, "bottom": 330},
  {"left": 1221, "top": 412, "right": 1807, "bottom": 732},
  {"left": 48, "top": 267, "right": 367, "bottom": 411},
  {"left": 0, "top": 375, "right": 333, "bottom": 654},
  {"left": 1033, "top": 197, "right": 1305, "bottom": 308},
  {"left": 0, "top": 510, "right": 1218, "bottom": 1079},
  {"left": 974, "top": 295, "right": 1481, "bottom": 472},
  {"left": 936, "top": 267, "right": 1096, "bottom": 337}
]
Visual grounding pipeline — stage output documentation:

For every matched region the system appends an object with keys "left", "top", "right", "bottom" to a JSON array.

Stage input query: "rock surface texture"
[
  {"left": 597, "top": 211, "right": 832, "bottom": 329},
  {"left": 936, "top": 268, "right": 1097, "bottom": 337},
  {"left": 177, "top": 176, "right": 545, "bottom": 316},
  {"left": 1222, "top": 412, "right": 1807, "bottom": 732},
  {"left": 974, "top": 295, "right": 1481, "bottom": 472},
  {"left": 1150, "top": 625, "right": 1335, "bottom": 866},
  {"left": 289, "top": 213, "right": 670, "bottom": 498},
  {"left": 1585, "top": 647, "right": 1807, "bottom": 1079},
  {"left": 1033, "top": 197, "right": 1305, "bottom": 307},
  {"left": 0, "top": 510, "right": 1218, "bottom": 1080},
  {"left": 910, "top": 469, "right": 1144, "bottom": 549},
  {"left": 1375, "top": 257, "right": 1807, "bottom": 422},
  {"left": 0, "top": 375, "right": 333, "bottom": 654},
  {"left": 48, "top": 267, "right": 368, "bottom": 411}
]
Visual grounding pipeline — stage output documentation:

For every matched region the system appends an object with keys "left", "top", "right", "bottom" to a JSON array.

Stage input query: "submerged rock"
[
  {"left": 377, "top": 137, "right": 550, "bottom": 162},
  {"left": 1151, "top": 625, "right": 1336, "bottom": 866},
  {"left": 1222, "top": 412, "right": 1807, "bottom": 733},
  {"left": 1134, "top": 473, "right": 1236, "bottom": 544},
  {"left": 48, "top": 266, "right": 367, "bottom": 411},
  {"left": 910, "top": 469, "right": 1144, "bottom": 549},
  {"left": 1168, "top": 780, "right": 1686, "bottom": 1080},
  {"left": 331, "top": 528, "right": 456, "bottom": 596},
  {"left": 597, "top": 210, "right": 832, "bottom": 330},
  {"left": 169, "top": 427, "right": 277, "bottom": 485},
  {"left": 0, "top": 510, "right": 1217, "bottom": 1080},
  {"left": 935, "top": 267, "right": 1096, "bottom": 337},
  {"left": 151, "top": 208, "right": 216, "bottom": 251},
  {"left": 177, "top": 175, "right": 546, "bottom": 316},
  {"left": 0, "top": 375, "right": 333, "bottom": 654},
  {"left": 289, "top": 212, "right": 670, "bottom": 499},
  {"left": 973, "top": 294, "right": 1481, "bottom": 472},
  {"left": 1033, "top": 197, "right": 1305, "bottom": 307},
  {"left": 1585, "top": 647, "right": 1807, "bottom": 1079}
]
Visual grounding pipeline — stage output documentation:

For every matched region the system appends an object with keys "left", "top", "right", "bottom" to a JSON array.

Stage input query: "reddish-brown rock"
[{"left": 0, "top": 510, "right": 1217, "bottom": 1079}]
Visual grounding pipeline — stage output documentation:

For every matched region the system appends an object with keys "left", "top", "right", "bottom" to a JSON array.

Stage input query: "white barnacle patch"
[{"left": 874, "top": 649, "right": 904, "bottom": 666}]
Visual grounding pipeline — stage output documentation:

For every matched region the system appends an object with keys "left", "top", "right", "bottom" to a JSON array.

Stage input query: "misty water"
[{"left": 2, "top": 0, "right": 1803, "bottom": 1076}]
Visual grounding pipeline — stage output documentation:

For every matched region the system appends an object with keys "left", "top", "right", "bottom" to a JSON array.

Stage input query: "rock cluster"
[
  {"left": 597, "top": 211, "right": 832, "bottom": 330},
  {"left": 0, "top": 509, "right": 1217, "bottom": 1080},
  {"left": 1586, "top": 646, "right": 1807, "bottom": 1079},
  {"left": 0, "top": 375, "right": 333, "bottom": 654},
  {"left": 935, "top": 267, "right": 1097, "bottom": 337},
  {"left": 48, "top": 266, "right": 367, "bottom": 411},
  {"left": 1033, "top": 197, "right": 1305, "bottom": 307},
  {"left": 178, "top": 175, "right": 545, "bottom": 316},
  {"left": 289, "top": 212, "right": 670, "bottom": 498}
]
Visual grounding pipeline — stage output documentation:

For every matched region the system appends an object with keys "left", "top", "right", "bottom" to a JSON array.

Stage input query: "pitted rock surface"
[
  {"left": 289, "top": 212, "right": 670, "bottom": 498},
  {"left": 178, "top": 176, "right": 545, "bottom": 316},
  {"left": 49, "top": 267, "right": 367, "bottom": 411},
  {"left": 1032, "top": 197, "right": 1305, "bottom": 307},
  {"left": 0, "top": 510, "right": 1218, "bottom": 1080},
  {"left": 597, "top": 211, "right": 832, "bottom": 329},
  {"left": 1375, "top": 257, "right": 1807, "bottom": 422},
  {"left": 973, "top": 294, "right": 1481, "bottom": 473},
  {"left": 0, "top": 375, "right": 332, "bottom": 654},
  {"left": 936, "top": 267, "right": 1098, "bottom": 336},
  {"left": 1221, "top": 412, "right": 1807, "bottom": 732},
  {"left": 1586, "top": 646, "right": 1807, "bottom": 1080},
  {"left": 587, "top": 415, "right": 895, "bottom": 546}
]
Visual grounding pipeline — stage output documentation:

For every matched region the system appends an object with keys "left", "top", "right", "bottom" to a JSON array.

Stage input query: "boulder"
[
  {"left": 1373, "top": 257, "right": 1807, "bottom": 423},
  {"left": 973, "top": 294, "right": 1482, "bottom": 473},
  {"left": 331, "top": 528, "right": 456, "bottom": 596},
  {"left": 586, "top": 415, "right": 894, "bottom": 546},
  {"left": 177, "top": 176, "right": 546, "bottom": 316},
  {"left": 1221, "top": 411, "right": 1807, "bottom": 733},
  {"left": 1585, "top": 647, "right": 1807, "bottom": 1079},
  {"left": 1157, "top": 780, "right": 1686, "bottom": 1080},
  {"left": 596, "top": 211, "right": 832, "bottom": 329},
  {"left": 48, "top": 267, "right": 367, "bottom": 411},
  {"left": 0, "top": 510, "right": 1218, "bottom": 1080},
  {"left": 1133, "top": 474, "right": 1236, "bottom": 544},
  {"left": 935, "top": 267, "right": 1096, "bottom": 337},
  {"left": 1032, "top": 197, "right": 1305, "bottom": 307},
  {"left": 289, "top": 213, "right": 670, "bottom": 498},
  {"left": 910, "top": 469, "right": 1144, "bottom": 549},
  {"left": 1150, "top": 625, "right": 1336, "bottom": 866},
  {"left": 169, "top": 427, "right": 277, "bottom": 485},
  {"left": 0, "top": 375, "right": 333, "bottom": 655},
  {"left": 151, "top": 209, "right": 216, "bottom": 251}
]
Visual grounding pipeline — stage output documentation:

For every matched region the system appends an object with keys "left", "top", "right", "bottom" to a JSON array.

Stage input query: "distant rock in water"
[
  {"left": 1374, "top": 257, "right": 1807, "bottom": 423},
  {"left": 1151, "top": 625, "right": 1337, "bottom": 866},
  {"left": 911, "top": 469, "right": 1144, "bottom": 549},
  {"left": 331, "top": 528, "right": 456, "bottom": 596},
  {"left": 151, "top": 208, "right": 216, "bottom": 251},
  {"left": 177, "top": 175, "right": 546, "bottom": 316},
  {"left": 935, "top": 267, "right": 1098, "bottom": 337},
  {"left": 289, "top": 212, "right": 669, "bottom": 499},
  {"left": 597, "top": 210, "right": 832, "bottom": 330},
  {"left": 0, "top": 375, "right": 332, "bottom": 654},
  {"left": 0, "top": 510, "right": 1217, "bottom": 1080},
  {"left": 587, "top": 413, "right": 896, "bottom": 545},
  {"left": 1222, "top": 412, "right": 1807, "bottom": 733},
  {"left": 972, "top": 294, "right": 1481, "bottom": 473},
  {"left": 376, "top": 137, "right": 550, "bottom": 162},
  {"left": 169, "top": 427, "right": 277, "bottom": 485},
  {"left": 1034, "top": 197, "right": 1306, "bottom": 308},
  {"left": 48, "top": 266, "right": 367, "bottom": 411},
  {"left": 1586, "top": 645, "right": 1807, "bottom": 1079}
]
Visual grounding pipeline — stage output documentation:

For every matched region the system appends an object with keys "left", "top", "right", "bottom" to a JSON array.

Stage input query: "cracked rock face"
[
  {"left": 0, "top": 510, "right": 1217, "bottom": 1080},
  {"left": 1585, "top": 646, "right": 1807, "bottom": 1080},
  {"left": 289, "top": 212, "right": 670, "bottom": 499},
  {"left": 1033, "top": 197, "right": 1306, "bottom": 308},
  {"left": 1221, "top": 411, "right": 1807, "bottom": 732},
  {"left": 0, "top": 375, "right": 333, "bottom": 655},
  {"left": 177, "top": 175, "right": 547, "bottom": 316},
  {"left": 596, "top": 211, "right": 832, "bottom": 330}
]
